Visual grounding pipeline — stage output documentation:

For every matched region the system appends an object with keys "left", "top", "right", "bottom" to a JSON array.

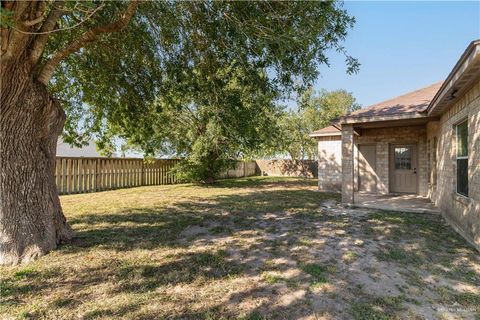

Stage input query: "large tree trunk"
[
  {"left": 204, "top": 150, "right": 219, "bottom": 184},
  {"left": 0, "top": 57, "right": 73, "bottom": 265}
]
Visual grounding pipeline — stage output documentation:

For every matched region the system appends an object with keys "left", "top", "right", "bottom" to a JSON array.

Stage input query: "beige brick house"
[{"left": 311, "top": 40, "right": 480, "bottom": 250}]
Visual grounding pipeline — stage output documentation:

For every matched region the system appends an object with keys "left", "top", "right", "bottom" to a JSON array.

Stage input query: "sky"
[{"left": 314, "top": 1, "right": 480, "bottom": 107}]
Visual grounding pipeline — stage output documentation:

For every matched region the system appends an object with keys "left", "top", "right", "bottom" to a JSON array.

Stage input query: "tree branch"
[
  {"left": 0, "top": 1, "right": 32, "bottom": 63},
  {"left": 29, "top": 1, "right": 66, "bottom": 66},
  {"left": 23, "top": 15, "right": 46, "bottom": 27},
  {"left": 36, "top": 0, "right": 140, "bottom": 85},
  {"left": 18, "top": 4, "right": 105, "bottom": 35}
]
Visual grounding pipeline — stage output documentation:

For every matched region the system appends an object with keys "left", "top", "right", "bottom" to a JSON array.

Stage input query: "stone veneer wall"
[
  {"left": 316, "top": 135, "right": 342, "bottom": 192},
  {"left": 426, "top": 121, "right": 440, "bottom": 200},
  {"left": 434, "top": 80, "right": 480, "bottom": 251},
  {"left": 342, "top": 125, "right": 355, "bottom": 204},
  {"left": 353, "top": 125, "right": 428, "bottom": 196}
]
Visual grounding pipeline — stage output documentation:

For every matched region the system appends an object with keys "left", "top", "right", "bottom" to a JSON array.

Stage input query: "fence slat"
[
  {"left": 77, "top": 158, "right": 82, "bottom": 193},
  {"left": 73, "top": 159, "right": 78, "bottom": 193}
]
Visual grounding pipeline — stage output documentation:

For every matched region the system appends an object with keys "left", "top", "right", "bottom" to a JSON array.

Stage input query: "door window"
[{"left": 394, "top": 147, "right": 411, "bottom": 170}]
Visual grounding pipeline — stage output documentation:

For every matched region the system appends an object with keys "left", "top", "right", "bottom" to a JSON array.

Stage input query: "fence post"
[
  {"left": 94, "top": 158, "right": 98, "bottom": 192},
  {"left": 243, "top": 161, "right": 246, "bottom": 177},
  {"left": 141, "top": 160, "right": 145, "bottom": 186}
]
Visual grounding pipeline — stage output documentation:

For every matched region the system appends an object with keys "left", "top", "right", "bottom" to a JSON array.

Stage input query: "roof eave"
[
  {"left": 336, "top": 112, "right": 428, "bottom": 125},
  {"left": 427, "top": 40, "right": 480, "bottom": 116},
  {"left": 309, "top": 132, "right": 341, "bottom": 138}
]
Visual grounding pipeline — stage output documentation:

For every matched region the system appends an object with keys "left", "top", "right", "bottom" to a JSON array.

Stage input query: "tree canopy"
[
  {"left": 139, "top": 63, "right": 281, "bottom": 182},
  {"left": 265, "top": 89, "right": 360, "bottom": 160},
  {"left": 41, "top": 1, "right": 359, "bottom": 163}
]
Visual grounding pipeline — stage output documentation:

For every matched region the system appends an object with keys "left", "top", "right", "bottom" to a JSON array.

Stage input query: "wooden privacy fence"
[
  {"left": 55, "top": 157, "right": 180, "bottom": 195},
  {"left": 255, "top": 159, "right": 318, "bottom": 178},
  {"left": 54, "top": 157, "right": 314, "bottom": 195},
  {"left": 55, "top": 157, "right": 258, "bottom": 195},
  {"left": 217, "top": 160, "right": 257, "bottom": 179}
]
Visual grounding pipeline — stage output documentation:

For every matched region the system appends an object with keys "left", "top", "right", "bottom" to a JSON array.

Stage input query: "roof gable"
[
  {"left": 309, "top": 125, "right": 340, "bottom": 137},
  {"left": 345, "top": 82, "right": 443, "bottom": 120}
]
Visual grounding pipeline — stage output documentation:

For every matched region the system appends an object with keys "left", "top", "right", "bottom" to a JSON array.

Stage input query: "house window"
[
  {"left": 394, "top": 147, "right": 411, "bottom": 170},
  {"left": 456, "top": 120, "right": 468, "bottom": 197}
]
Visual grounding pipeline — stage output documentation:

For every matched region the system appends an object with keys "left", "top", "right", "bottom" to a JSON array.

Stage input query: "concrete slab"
[{"left": 352, "top": 192, "right": 440, "bottom": 214}]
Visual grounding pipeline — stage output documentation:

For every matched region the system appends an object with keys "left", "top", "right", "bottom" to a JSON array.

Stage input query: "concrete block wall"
[
  {"left": 435, "top": 80, "right": 480, "bottom": 251},
  {"left": 317, "top": 136, "right": 342, "bottom": 191}
]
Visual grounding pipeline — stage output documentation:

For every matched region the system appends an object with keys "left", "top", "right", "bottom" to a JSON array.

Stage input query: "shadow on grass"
[
  {"left": 211, "top": 176, "right": 318, "bottom": 189},
  {"left": 113, "top": 250, "right": 244, "bottom": 293},
  {"left": 1, "top": 249, "right": 244, "bottom": 302},
  {"left": 64, "top": 188, "right": 339, "bottom": 252}
]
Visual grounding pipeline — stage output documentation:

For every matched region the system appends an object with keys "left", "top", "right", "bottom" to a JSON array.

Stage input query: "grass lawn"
[{"left": 1, "top": 177, "right": 479, "bottom": 319}]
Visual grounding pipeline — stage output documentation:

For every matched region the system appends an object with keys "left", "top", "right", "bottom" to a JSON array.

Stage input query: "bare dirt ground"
[{"left": 1, "top": 177, "right": 479, "bottom": 319}]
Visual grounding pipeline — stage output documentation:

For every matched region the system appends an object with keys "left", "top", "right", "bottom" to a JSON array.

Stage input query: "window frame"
[{"left": 455, "top": 119, "right": 468, "bottom": 197}]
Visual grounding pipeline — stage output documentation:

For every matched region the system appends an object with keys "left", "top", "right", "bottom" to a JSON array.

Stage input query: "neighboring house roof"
[
  {"left": 309, "top": 125, "right": 341, "bottom": 137},
  {"left": 56, "top": 138, "right": 103, "bottom": 157}
]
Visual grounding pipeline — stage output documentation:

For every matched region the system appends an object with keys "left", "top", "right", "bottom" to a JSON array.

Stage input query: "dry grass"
[{"left": 0, "top": 177, "right": 479, "bottom": 320}]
